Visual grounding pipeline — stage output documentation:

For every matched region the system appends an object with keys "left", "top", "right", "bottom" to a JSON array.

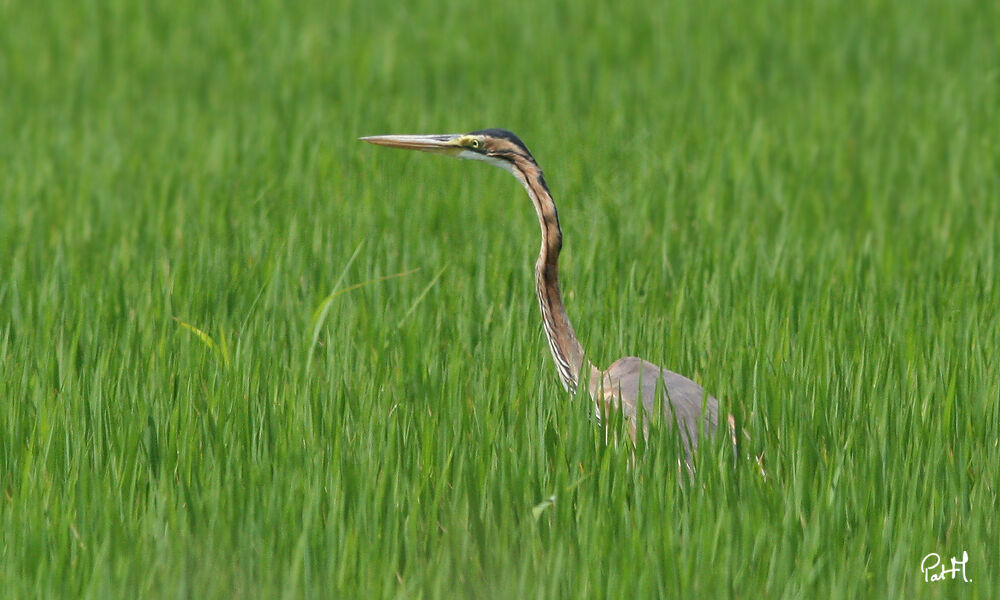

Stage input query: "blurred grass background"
[{"left": 1, "top": 0, "right": 998, "bottom": 597}]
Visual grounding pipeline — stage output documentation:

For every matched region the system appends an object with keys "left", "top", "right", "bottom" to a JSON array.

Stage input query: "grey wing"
[{"left": 596, "top": 356, "right": 718, "bottom": 451}]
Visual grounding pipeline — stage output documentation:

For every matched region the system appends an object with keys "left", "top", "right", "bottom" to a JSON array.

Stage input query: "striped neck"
[{"left": 506, "top": 156, "right": 587, "bottom": 392}]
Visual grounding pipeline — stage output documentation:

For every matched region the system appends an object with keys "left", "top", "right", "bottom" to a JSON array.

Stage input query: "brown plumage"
[{"left": 361, "top": 129, "right": 732, "bottom": 458}]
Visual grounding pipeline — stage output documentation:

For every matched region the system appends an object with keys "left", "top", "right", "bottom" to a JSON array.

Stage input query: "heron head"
[{"left": 360, "top": 129, "right": 536, "bottom": 174}]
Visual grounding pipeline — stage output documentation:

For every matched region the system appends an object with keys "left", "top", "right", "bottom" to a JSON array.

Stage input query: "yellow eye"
[{"left": 470, "top": 138, "right": 481, "bottom": 149}]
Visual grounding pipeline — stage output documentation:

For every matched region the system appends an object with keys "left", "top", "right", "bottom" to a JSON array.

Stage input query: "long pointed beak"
[{"left": 360, "top": 133, "right": 464, "bottom": 156}]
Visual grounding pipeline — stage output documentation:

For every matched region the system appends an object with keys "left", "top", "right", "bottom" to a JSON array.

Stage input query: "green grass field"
[{"left": 2, "top": 0, "right": 998, "bottom": 597}]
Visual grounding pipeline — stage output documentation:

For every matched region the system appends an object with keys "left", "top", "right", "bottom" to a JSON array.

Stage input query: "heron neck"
[{"left": 509, "top": 158, "right": 588, "bottom": 392}]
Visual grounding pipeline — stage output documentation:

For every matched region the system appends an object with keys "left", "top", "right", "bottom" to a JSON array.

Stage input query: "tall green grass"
[{"left": 2, "top": 0, "right": 997, "bottom": 597}]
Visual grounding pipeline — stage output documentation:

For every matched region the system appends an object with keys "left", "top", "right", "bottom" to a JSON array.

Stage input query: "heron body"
[{"left": 362, "top": 129, "right": 725, "bottom": 455}]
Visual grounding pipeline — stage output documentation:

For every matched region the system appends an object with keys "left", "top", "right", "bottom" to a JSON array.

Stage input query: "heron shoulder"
[{"left": 597, "top": 356, "right": 718, "bottom": 424}]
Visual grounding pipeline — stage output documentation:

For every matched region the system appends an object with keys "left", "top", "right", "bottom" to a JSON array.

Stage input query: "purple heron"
[{"left": 362, "top": 129, "right": 733, "bottom": 457}]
